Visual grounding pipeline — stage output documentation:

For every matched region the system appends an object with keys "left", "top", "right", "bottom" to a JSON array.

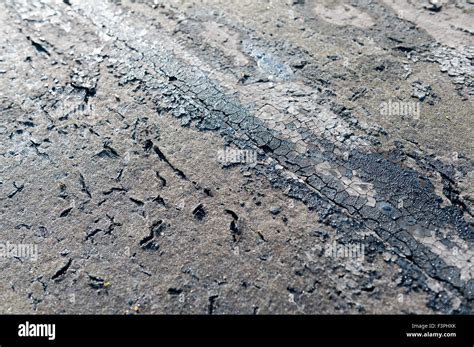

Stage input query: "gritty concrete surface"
[{"left": 0, "top": 0, "right": 472, "bottom": 314}]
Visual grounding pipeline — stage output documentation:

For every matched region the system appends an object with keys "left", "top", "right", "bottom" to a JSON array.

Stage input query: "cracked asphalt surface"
[{"left": 0, "top": 0, "right": 473, "bottom": 314}]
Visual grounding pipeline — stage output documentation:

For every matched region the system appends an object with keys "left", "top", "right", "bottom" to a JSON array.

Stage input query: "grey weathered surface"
[{"left": 0, "top": 0, "right": 473, "bottom": 314}]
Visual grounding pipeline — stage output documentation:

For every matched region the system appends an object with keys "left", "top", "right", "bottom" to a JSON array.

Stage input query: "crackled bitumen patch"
[{"left": 0, "top": 0, "right": 472, "bottom": 314}]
